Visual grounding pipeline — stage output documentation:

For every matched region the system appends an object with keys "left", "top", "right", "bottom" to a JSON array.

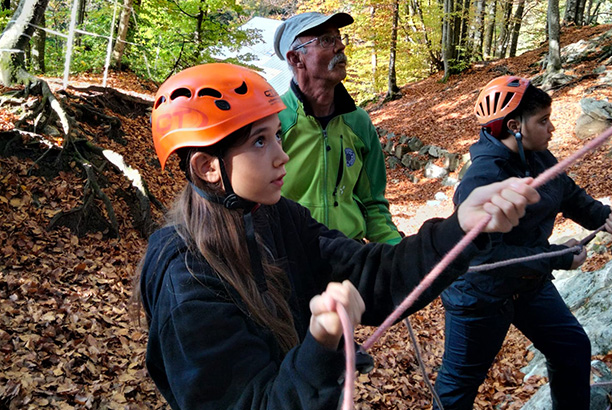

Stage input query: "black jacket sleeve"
[{"left": 318, "top": 212, "right": 486, "bottom": 324}]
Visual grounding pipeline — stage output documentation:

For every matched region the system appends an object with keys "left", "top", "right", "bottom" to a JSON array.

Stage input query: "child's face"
[
  {"left": 224, "top": 114, "right": 289, "bottom": 205},
  {"left": 521, "top": 106, "right": 555, "bottom": 151}
]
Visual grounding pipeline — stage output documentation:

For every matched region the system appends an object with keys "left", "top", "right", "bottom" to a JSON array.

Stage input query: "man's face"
[{"left": 294, "top": 26, "right": 348, "bottom": 86}]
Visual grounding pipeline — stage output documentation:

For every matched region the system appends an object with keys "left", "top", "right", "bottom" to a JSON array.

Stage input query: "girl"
[
  {"left": 138, "top": 64, "right": 539, "bottom": 410},
  {"left": 434, "top": 76, "right": 612, "bottom": 410}
]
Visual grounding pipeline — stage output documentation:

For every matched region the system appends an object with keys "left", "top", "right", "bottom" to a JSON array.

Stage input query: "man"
[{"left": 273, "top": 12, "right": 402, "bottom": 244}]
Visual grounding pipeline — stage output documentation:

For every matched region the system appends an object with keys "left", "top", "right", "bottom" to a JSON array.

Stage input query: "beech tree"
[{"left": 548, "top": 0, "right": 562, "bottom": 72}]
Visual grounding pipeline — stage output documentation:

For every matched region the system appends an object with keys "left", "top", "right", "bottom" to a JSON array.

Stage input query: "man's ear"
[
  {"left": 286, "top": 50, "right": 303, "bottom": 69},
  {"left": 191, "top": 152, "right": 221, "bottom": 184}
]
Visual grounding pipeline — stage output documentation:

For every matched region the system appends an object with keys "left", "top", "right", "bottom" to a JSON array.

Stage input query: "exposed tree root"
[{"left": 1, "top": 71, "right": 161, "bottom": 238}]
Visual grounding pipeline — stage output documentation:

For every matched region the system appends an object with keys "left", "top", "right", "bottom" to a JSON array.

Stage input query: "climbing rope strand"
[
  {"left": 468, "top": 245, "right": 582, "bottom": 272},
  {"left": 404, "top": 318, "right": 445, "bottom": 410},
  {"left": 337, "top": 303, "right": 356, "bottom": 410},
  {"left": 361, "top": 216, "right": 490, "bottom": 352}
]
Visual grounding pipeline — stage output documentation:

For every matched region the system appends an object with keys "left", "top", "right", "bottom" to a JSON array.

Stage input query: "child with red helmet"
[
  {"left": 434, "top": 76, "right": 612, "bottom": 410},
  {"left": 138, "top": 64, "right": 539, "bottom": 410}
]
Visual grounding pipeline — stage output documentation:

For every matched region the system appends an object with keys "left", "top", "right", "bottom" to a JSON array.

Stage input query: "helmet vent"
[
  {"left": 493, "top": 92, "right": 501, "bottom": 113},
  {"left": 198, "top": 88, "right": 223, "bottom": 98},
  {"left": 508, "top": 79, "right": 521, "bottom": 87},
  {"left": 234, "top": 81, "right": 248, "bottom": 95},
  {"left": 484, "top": 95, "right": 491, "bottom": 115},
  {"left": 501, "top": 92, "right": 515, "bottom": 110},
  {"left": 154, "top": 95, "right": 166, "bottom": 109},
  {"left": 171, "top": 88, "right": 192, "bottom": 100},
  {"left": 215, "top": 100, "right": 231, "bottom": 110}
]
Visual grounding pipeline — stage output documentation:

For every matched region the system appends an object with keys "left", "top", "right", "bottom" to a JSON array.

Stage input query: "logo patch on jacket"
[{"left": 345, "top": 148, "right": 356, "bottom": 167}]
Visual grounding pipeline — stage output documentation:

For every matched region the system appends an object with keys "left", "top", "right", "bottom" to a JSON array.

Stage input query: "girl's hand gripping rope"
[
  {"left": 457, "top": 177, "right": 540, "bottom": 234},
  {"left": 309, "top": 280, "right": 365, "bottom": 350}
]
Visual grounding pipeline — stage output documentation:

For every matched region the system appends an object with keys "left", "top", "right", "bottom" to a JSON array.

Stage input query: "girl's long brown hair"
[{"left": 139, "top": 126, "right": 298, "bottom": 354}]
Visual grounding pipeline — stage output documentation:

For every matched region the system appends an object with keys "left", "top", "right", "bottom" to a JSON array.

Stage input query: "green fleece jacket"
[{"left": 279, "top": 81, "right": 401, "bottom": 244}]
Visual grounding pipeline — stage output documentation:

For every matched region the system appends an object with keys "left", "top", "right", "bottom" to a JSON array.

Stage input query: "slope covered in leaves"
[{"left": 1, "top": 25, "right": 612, "bottom": 409}]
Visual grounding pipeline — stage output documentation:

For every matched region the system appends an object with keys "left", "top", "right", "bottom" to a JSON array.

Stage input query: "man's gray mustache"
[{"left": 329, "top": 54, "right": 348, "bottom": 70}]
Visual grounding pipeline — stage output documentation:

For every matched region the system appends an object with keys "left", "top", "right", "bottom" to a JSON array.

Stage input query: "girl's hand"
[
  {"left": 308, "top": 280, "right": 365, "bottom": 350},
  {"left": 458, "top": 177, "right": 540, "bottom": 233}
]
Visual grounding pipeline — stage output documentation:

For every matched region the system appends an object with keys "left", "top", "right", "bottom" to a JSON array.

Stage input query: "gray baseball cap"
[{"left": 273, "top": 12, "right": 354, "bottom": 61}]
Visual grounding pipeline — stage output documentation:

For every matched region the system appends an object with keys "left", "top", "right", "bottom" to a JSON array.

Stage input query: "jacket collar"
[{"left": 290, "top": 79, "right": 357, "bottom": 118}]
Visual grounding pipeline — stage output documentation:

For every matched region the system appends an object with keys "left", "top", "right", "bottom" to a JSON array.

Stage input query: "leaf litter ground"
[{"left": 1, "top": 26, "right": 612, "bottom": 409}]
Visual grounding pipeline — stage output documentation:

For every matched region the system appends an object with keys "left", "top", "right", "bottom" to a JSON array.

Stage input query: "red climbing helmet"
[
  {"left": 474, "top": 76, "right": 531, "bottom": 138},
  {"left": 151, "top": 63, "right": 286, "bottom": 169}
]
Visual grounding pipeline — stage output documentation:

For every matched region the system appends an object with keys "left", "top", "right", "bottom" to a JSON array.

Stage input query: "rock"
[
  {"left": 434, "top": 192, "right": 448, "bottom": 201},
  {"left": 424, "top": 162, "right": 448, "bottom": 179},
  {"left": 591, "top": 360, "right": 612, "bottom": 410},
  {"left": 521, "top": 258, "right": 612, "bottom": 410},
  {"left": 406, "top": 136, "right": 424, "bottom": 152},
  {"left": 384, "top": 139, "right": 395, "bottom": 155},
  {"left": 522, "top": 360, "right": 612, "bottom": 410},
  {"left": 442, "top": 176, "right": 459, "bottom": 187},
  {"left": 457, "top": 160, "right": 472, "bottom": 180},
  {"left": 427, "top": 145, "right": 446, "bottom": 158},
  {"left": 580, "top": 98, "right": 612, "bottom": 122},
  {"left": 401, "top": 154, "right": 427, "bottom": 170},
  {"left": 443, "top": 152, "right": 461, "bottom": 172},
  {"left": 386, "top": 156, "right": 401, "bottom": 170},
  {"left": 395, "top": 143, "right": 409, "bottom": 159},
  {"left": 575, "top": 113, "right": 611, "bottom": 140}
]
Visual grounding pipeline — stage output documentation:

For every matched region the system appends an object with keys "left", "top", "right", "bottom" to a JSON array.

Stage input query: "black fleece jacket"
[
  {"left": 140, "top": 197, "right": 485, "bottom": 410},
  {"left": 442, "top": 130, "right": 610, "bottom": 310}
]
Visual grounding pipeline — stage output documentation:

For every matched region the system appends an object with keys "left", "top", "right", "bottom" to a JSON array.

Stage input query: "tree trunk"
[
  {"left": 411, "top": 0, "right": 443, "bottom": 70},
  {"left": 483, "top": 0, "right": 497, "bottom": 58},
  {"left": 30, "top": 12, "right": 45, "bottom": 73},
  {"left": 442, "top": 0, "right": 454, "bottom": 81},
  {"left": 508, "top": 0, "right": 525, "bottom": 57},
  {"left": 576, "top": 0, "right": 587, "bottom": 25},
  {"left": 564, "top": 0, "right": 578, "bottom": 25},
  {"left": 1, "top": 0, "right": 9, "bottom": 10},
  {"left": 0, "top": 0, "right": 49, "bottom": 85},
  {"left": 495, "top": 0, "right": 513, "bottom": 58},
  {"left": 457, "top": 0, "right": 472, "bottom": 61},
  {"left": 547, "top": 0, "right": 562, "bottom": 72},
  {"left": 111, "top": 0, "right": 133, "bottom": 68},
  {"left": 75, "top": 0, "right": 86, "bottom": 47},
  {"left": 386, "top": 0, "right": 401, "bottom": 99},
  {"left": 470, "top": 0, "right": 486, "bottom": 60}
]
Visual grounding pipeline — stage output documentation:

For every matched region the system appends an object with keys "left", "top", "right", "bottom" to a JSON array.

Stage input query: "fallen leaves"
[{"left": 2, "top": 23, "right": 612, "bottom": 410}]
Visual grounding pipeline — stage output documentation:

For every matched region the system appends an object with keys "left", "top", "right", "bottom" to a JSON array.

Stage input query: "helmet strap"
[
  {"left": 189, "top": 157, "right": 268, "bottom": 294},
  {"left": 513, "top": 131, "right": 530, "bottom": 177}
]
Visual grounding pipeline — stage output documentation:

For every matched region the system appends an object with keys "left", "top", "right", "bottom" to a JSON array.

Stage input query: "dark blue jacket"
[
  {"left": 442, "top": 130, "right": 610, "bottom": 311},
  {"left": 140, "top": 197, "right": 486, "bottom": 409}
]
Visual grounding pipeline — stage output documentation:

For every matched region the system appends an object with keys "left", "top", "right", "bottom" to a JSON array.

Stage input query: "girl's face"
[
  {"left": 520, "top": 106, "right": 555, "bottom": 151},
  {"left": 224, "top": 114, "right": 289, "bottom": 205}
]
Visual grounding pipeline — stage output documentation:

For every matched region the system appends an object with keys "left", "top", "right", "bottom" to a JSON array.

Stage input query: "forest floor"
[{"left": 1, "top": 24, "right": 612, "bottom": 409}]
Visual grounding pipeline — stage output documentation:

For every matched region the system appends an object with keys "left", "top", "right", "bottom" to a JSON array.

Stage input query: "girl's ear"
[{"left": 191, "top": 152, "right": 221, "bottom": 184}]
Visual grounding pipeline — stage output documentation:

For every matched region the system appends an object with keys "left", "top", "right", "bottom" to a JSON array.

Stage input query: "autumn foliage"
[{"left": 1, "top": 25, "right": 612, "bottom": 409}]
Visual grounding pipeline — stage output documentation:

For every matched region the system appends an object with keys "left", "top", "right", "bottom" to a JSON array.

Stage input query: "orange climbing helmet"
[
  {"left": 474, "top": 76, "right": 531, "bottom": 138},
  {"left": 151, "top": 63, "right": 286, "bottom": 169}
]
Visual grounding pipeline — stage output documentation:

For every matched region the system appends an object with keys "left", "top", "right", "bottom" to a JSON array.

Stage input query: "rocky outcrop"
[{"left": 521, "top": 222, "right": 612, "bottom": 410}]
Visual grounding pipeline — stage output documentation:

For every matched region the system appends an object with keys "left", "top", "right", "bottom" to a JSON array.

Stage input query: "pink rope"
[
  {"left": 337, "top": 126, "right": 612, "bottom": 410},
  {"left": 337, "top": 304, "right": 356, "bottom": 409}
]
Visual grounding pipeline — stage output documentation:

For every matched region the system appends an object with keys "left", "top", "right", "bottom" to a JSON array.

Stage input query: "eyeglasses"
[{"left": 293, "top": 34, "right": 344, "bottom": 51}]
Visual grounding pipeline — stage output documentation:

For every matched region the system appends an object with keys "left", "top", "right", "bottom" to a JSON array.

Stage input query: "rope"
[
  {"left": 337, "top": 126, "right": 612, "bottom": 410},
  {"left": 404, "top": 317, "right": 444, "bottom": 409}
]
